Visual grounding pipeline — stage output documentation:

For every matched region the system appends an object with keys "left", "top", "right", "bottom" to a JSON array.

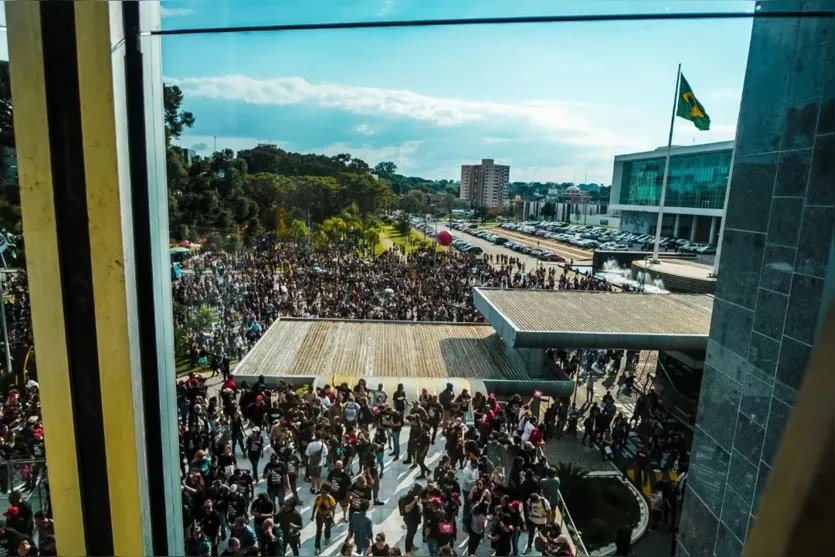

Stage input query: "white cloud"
[
  {"left": 313, "top": 141, "right": 423, "bottom": 169},
  {"left": 175, "top": 134, "right": 286, "bottom": 154},
  {"left": 165, "top": 75, "right": 643, "bottom": 150},
  {"left": 483, "top": 137, "right": 514, "bottom": 144},
  {"left": 353, "top": 123, "right": 374, "bottom": 135},
  {"left": 160, "top": 6, "right": 194, "bottom": 17},
  {"left": 378, "top": 0, "right": 395, "bottom": 17}
]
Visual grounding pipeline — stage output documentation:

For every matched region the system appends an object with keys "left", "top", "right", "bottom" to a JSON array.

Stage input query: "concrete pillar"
[
  {"left": 527, "top": 348, "right": 546, "bottom": 378},
  {"left": 709, "top": 216, "right": 718, "bottom": 245},
  {"left": 673, "top": 214, "right": 681, "bottom": 237},
  {"left": 690, "top": 215, "right": 698, "bottom": 242}
]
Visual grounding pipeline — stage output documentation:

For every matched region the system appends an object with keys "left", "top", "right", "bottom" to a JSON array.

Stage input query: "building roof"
[
  {"left": 234, "top": 319, "right": 532, "bottom": 380},
  {"left": 614, "top": 140, "right": 734, "bottom": 162},
  {"left": 473, "top": 288, "right": 713, "bottom": 351}
]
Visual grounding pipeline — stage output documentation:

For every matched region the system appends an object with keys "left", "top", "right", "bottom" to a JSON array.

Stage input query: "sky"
[
  {"left": 0, "top": 1, "right": 757, "bottom": 184},
  {"left": 160, "top": 0, "right": 757, "bottom": 184}
]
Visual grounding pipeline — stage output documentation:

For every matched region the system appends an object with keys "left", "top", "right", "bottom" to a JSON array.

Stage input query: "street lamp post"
[{"left": 0, "top": 271, "right": 12, "bottom": 374}]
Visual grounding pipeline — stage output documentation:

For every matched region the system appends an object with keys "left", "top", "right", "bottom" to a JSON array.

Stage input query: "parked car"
[{"left": 539, "top": 252, "right": 565, "bottom": 262}]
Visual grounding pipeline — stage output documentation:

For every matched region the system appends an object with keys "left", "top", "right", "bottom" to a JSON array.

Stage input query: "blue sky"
[
  {"left": 2, "top": 0, "right": 758, "bottom": 185},
  {"left": 162, "top": 0, "right": 756, "bottom": 184}
]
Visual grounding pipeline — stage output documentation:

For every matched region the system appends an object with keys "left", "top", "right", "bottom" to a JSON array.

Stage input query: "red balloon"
[{"left": 437, "top": 230, "right": 453, "bottom": 246}]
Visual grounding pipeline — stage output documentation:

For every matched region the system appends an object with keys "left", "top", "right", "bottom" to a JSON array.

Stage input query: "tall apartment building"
[{"left": 460, "top": 159, "right": 509, "bottom": 208}]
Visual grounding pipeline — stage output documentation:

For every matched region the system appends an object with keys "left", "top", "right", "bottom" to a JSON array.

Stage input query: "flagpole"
[{"left": 651, "top": 63, "right": 682, "bottom": 264}]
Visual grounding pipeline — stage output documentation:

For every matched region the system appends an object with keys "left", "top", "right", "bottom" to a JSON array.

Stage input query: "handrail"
[
  {"left": 0, "top": 458, "right": 47, "bottom": 496},
  {"left": 557, "top": 487, "right": 590, "bottom": 556}
]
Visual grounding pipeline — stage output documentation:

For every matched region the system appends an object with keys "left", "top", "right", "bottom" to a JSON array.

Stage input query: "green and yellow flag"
[{"left": 676, "top": 74, "right": 710, "bottom": 131}]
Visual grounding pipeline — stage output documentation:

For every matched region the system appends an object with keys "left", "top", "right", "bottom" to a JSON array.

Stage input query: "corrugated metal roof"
[
  {"left": 476, "top": 289, "right": 713, "bottom": 335},
  {"left": 235, "top": 319, "right": 532, "bottom": 379}
]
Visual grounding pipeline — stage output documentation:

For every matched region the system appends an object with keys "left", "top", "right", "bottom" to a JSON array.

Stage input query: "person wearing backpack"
[
  {"left": 524, "top": 492, "right": 552, "bottom": 554},
  {"left": 465, "top": 501, "right": 488, "bottom": 557},
  {"left": 438, "top": 383, "right": 455, "bottom": 426},
  {"left": 305, "top": 434, "right": 328, "bottom": 494},
  {"left": 344, "top": 398, "right": 360, "bottom": 428},
  {"left": 399, "top": 484, "right": 423, "bottom": 555},
  {"left": 311, "top": 482, "right": 337, "bottom": 555}
]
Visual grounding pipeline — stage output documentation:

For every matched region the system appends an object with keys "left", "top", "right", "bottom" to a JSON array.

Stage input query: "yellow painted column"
[
  {"left": 5, "top": 3, "right": 86, "bottom": 554},
  {"left": 74, "top": 2, "right": 153, "bottom": 555}
]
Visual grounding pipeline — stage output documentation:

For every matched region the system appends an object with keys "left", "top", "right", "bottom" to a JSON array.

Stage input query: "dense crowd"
[
  {"left": 172, "top": 236, "right": 615, "bottom": 370},
  {"left": 0, "top": 382, "right": 54, "bottom": 556},
  {"left": 177, "top": 375, "right": 577, "bottom": 556}
]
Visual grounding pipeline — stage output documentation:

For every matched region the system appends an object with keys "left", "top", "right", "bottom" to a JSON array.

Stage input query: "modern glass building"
[
  {"left": 678, "top": 2, "right": 834, "bottom": 556},
  {"left": 609, "top": 141, "right": 733, "bottom": 243}
]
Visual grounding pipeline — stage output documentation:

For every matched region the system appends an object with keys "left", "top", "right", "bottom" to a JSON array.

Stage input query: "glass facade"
[
  {"left": 678, "top": 2, "right": 834, "bottom": 555},
  {"left": 618, "top": 149, "right": 732, "bottom": 209}
]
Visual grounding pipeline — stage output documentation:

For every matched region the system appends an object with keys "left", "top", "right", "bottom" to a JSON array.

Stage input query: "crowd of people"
[
  {"left": 0, "top": 382, "right": 54, "bottom": 556},
  {"left": 171, "top": 234, "right": 618, "bottom": 371},
  {"left": 178, "top": 375, "right": 579, "bottom": 556}
]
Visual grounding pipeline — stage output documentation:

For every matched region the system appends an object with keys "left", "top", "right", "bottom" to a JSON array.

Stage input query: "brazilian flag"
[{"left": 676, "top": 74, "right": 710, "bottom": 131}]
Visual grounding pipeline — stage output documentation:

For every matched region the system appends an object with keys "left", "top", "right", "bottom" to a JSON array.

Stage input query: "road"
[
  {"left": 496, "top": 227, "right": 595, "bottom": 262},
  {"left": 427, "top": 222, "right": 564, "bottom": 271}
]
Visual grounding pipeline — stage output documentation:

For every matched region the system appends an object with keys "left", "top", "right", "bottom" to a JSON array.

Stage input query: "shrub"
[{"left": 557, "top": 466, "right": 640, "bottom": 551}]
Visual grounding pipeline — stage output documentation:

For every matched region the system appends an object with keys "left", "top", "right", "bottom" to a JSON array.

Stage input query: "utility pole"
[{"left": 0, "top": 270, "right": 12, "bottom": 375}]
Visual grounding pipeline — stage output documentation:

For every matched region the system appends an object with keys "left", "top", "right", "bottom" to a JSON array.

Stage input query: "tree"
[
  {"left": 439, "top": 194, "right": 455, "bottom": 216},
  {"left": 399, "top": 189, "right": 426, "bottom": 215},
  {"left": 474, "top": 206, "right": 488, "bottom": 224},
  {"left": 395, "top": 217, "right": 411, "bottom": 237},
  {"left": 322, "top": 217, "right": 347, "bottom": 243},
  {"left": 312, "top": 227, "right": 329, "bottom": 250},
  {"left": 163, "top": 84, "right": 195, "bottom": 146},
  {"left": 541, "top": 202, "right": 556, "bottom": 220},
  {"left": 373, "top": 161, "right": 397, "bottom": 180},
  {"left": 363, "top": 226, "right": 380, "bottom": 255},
  {"left": 289, "top": 219, "right": 309, "bottom": 242}
]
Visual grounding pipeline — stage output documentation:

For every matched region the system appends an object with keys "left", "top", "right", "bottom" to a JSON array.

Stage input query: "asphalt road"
[{"left": 426, "top": 222, "right": 565, "bottom": 271}]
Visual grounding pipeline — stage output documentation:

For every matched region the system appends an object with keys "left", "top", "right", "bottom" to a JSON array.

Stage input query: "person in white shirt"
[
  {"left": 319, "top": 389, "right": 332, "bottom": 412},
  {"left": 460, "top": 459, "right": 479, "bottom": 516},
  {"left": 521, "top": 416, "right": 536, "bottom": 443},
  {"left": 524, "top": 492, "right": 552, "bottom": 554},
  {"left": 305, "top": 435, "right": 329, "bottom": 494}
]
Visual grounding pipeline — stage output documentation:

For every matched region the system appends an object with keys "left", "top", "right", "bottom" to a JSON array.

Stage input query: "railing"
[
  {"left": 0, "top": 458, "right": 46, "bottom": 494},
  {"left": 0, "top": 458, "right": 48, "bottom": 515},
  {"left": 557, "top": 487, "right": 590, "bottom": 556},
  {"left": 495, "top": 443, "right": 589, "bottom": 555}
]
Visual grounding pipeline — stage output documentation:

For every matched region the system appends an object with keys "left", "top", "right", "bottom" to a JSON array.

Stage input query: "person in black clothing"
[
  {"left": 438, "top": 383, "right": 455, "bottom": 425},
  {"left": 581, "top": 415, "right": 595, "bottom": 446},
  {"left": 399, "top": 484, "right": 423, "bottom": 555},
  {"left": 185, "top": 526, "right": 208, "bottom": 557},
  {"left": 259, "top": 518, "right": 281, "bottom": 556},
  {"left": 262, "top": 454, "right": 287, "bottom": 510},
  {"left": 389, "top": 408, "right": 403, "bottom": 460},
  {"left": 277, "top": 500, "right": 302, "bottom": 557},
  {"left": 393, "top": 384, "right": 407, "bottom": 415},
  {"left": 6, "top": 492, "right": 34, "bottom": 537},
  {"left": 414, "top": 428, "right": 431, "bottom": 480},
  {"left": 197, "top": 500, "right": 222, "bottom": 556},
  {"left": 219, "top": 537, "right": 241, "bottom": 557},
  {"left": 249, "top": 493, "right": 274, "bottom": 547},
  {"left": 326, "top": 460, "right": 352, "bottom": 523},
  {"left": 434, "top": 455, "right": 452, "bottom": 483},
  {"left": 245, "top": 429, "right": 264, "bottom": 482}
]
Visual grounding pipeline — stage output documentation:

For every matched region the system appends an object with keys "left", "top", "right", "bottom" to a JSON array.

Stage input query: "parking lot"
[
  {"left": 410, "top": 218, "right": 564, "bottom": 270},
  {"left": 495, "top": 221, "right": 718, "bottom": 256}
]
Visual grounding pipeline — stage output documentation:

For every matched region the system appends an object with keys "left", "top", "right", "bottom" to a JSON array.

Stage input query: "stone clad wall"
[{"left": 678, "top": 2, "right": 834, "bottom": 555}]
